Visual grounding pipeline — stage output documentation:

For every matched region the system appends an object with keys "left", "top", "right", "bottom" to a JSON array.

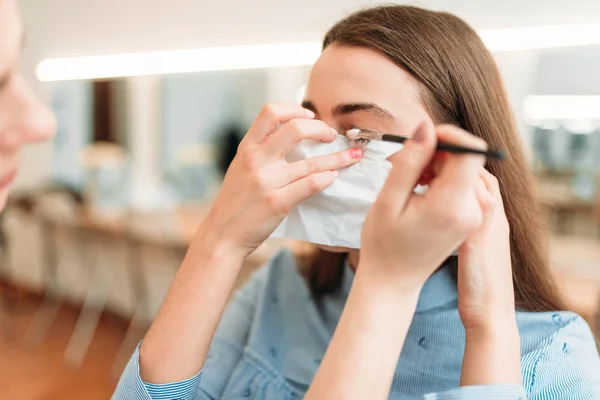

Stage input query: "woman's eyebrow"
[
  {"left": 300, "top": 100, "right": 394, "bottom": 121},
  {"left": 332, "top": 103, "right": 394, "bottom": 120},
  {"left": 301, "top": 100, "right": 317, "bottom": 114}
]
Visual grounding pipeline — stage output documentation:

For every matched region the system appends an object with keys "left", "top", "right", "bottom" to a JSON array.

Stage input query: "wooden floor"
[{"left": 0, "top": 289, "right": 126, "bottom": 400}]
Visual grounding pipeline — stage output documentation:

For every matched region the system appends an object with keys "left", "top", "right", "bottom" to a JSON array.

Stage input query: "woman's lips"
[{"left": 0, "top": 169, "right": 17, "bottom": 190}]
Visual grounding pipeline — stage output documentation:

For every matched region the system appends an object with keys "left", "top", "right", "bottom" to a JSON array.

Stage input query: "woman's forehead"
[
  {"left": 305, "top": 44, "right": 427, "bottom": 133},
  {"left": 306, "top": 45, "right": 422, "bottom": 113}
]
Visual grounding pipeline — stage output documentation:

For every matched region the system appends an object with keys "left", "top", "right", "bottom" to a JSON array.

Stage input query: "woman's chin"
[{"left": 317, "top": 245, "right": 356, "bottom": 253}]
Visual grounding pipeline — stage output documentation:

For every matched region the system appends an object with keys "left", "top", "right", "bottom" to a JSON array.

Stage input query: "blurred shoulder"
[{"left": 516, "top": 310, "right": 596, "bottom": 342}]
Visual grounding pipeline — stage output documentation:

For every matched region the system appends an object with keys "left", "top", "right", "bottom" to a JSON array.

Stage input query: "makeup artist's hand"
[
  {"left": 359, "top": 122, "right": 487, "bottom": 290},
  {"left": 199, "top": 103, "right": 362, "bottom": 258}
]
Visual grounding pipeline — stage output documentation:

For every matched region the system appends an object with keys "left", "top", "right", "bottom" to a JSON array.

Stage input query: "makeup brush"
[{"left": 344, "top": 128, "right": 506, "bottom": 160}]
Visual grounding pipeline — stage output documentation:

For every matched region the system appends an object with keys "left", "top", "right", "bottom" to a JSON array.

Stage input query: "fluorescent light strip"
[
  {"left": 524, "top": 95, "right": 600, "bottom": 121},
  {"left": 36, "top": 23, "right": 600, "bottom": 81},
  {"left": 36, "top": 42, "right": 322, "bottom": 82},
  {"left": 479, "top": 23, "right": 600, "bottom": 52}
]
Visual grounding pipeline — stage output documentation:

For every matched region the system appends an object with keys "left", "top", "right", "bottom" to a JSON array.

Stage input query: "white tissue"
[{"left": 271, "top": 135, "right": 405, "bottom": 249}]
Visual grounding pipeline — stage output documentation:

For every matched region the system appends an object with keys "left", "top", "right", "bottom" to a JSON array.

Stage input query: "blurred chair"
[
  {"left": 110, "top": 217, "right": 156, "bottom": 378},
  {"left": 0, "top": 211, "right": 13, "bottom": 340},
  {"left": 63, "top": 214, "right": 119, "bottom": 368},
  {"left": 0, "top": 195, "right": 45, "bottom": 341},
  {"left": 22, "top": 184, "right": 101, "bottom": 368}
]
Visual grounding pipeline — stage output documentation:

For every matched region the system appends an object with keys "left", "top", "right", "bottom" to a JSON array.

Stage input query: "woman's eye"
[
  {"left": 352, "top": 138, "right": 370, "bottom": 145},
  {"left": 345, "top": 125, "right": 371, "bottom": 147}
]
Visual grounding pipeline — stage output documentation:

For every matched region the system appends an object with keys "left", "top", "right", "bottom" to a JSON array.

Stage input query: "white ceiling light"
[
  {"left": 479, "top": 23, "right": 600, "bottom": 52},
  {"left": 36, "top": 22, "right": 600, "bottom": 81},
  {"left": 36, "top": 42, "right": 322, "bottom": 82},
  {"left": 524, "top": 95, "right": 600, "bottom": 121}
]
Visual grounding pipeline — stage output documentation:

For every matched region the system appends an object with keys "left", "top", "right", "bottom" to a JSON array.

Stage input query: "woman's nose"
[
  {"left": 17, "top": 75, "right": 57, "bottom": 143},
  {"left": 0, "top": 74, "right": 57, "bottom": 152}
]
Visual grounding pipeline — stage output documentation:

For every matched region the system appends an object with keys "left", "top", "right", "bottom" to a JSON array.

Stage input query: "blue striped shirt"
[{"left": 113, "top": 249, "right": 600, "bottom": 399}]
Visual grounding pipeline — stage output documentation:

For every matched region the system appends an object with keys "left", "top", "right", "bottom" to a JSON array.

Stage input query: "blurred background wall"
[{"left": 14, "top": 0, "right": 600, "bottom": 187}]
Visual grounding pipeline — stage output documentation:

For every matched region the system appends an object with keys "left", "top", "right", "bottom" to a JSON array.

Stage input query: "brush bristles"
[{"left": 345, "top": 128, "right": 361, "bottom": 139}]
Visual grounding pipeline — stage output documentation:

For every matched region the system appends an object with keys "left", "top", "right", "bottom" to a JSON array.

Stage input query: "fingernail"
[
  {"left": 305, "top": 109, "right": 315, "bottom": 118},
  {"left": 350, "top": 148, "right": 363, "bottom": 159},
  {"left": 412, "top": 121, "right": 428, "bottom": 143}
]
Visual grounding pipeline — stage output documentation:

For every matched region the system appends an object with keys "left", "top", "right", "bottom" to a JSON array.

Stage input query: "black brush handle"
[
  {"left": 435, "top": 142, "right": 506, "bottom": 160},
  {"left": 381, "top": 134, "right": 505, "bottom": 160},
  {"left": 380, "top": 133, "right": 408, "bottom": 144}
]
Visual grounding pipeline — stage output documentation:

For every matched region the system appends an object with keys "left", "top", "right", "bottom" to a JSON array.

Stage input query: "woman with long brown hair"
[{"left": 115, "top": 5, "right": 599, "bottom": 399}]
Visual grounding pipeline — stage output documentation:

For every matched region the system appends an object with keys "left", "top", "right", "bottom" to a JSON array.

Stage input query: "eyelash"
[{"left": 346, "top": 124, "right": 371, "bottom": 146}]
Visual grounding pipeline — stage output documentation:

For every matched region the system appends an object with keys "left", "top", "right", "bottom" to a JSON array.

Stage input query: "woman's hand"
[
  {"left": 359, "top": 122, "right": 488, "bottom": 290},
  {"left": 457, "top": 168, "right": 516, "bottom": 330},
  {"left": 199, "top": 103, "right": 362, "bottom": 257},
  {"left": 140, "top": 103, "right": 362, "bottom": 384},
  {"left": 458, "top": 168, "right": 522, "bottom": 386}
]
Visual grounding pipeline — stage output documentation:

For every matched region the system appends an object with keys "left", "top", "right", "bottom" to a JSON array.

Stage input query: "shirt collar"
[{"left": 341, "top": 259, "right": 458, "bottom": 312}]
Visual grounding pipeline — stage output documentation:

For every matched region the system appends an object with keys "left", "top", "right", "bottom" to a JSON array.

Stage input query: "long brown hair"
[{"left": 301, "top": 5, "right": 565, "bottom": 312}]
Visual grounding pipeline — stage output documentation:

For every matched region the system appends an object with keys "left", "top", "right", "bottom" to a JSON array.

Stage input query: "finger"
[
  {"left": 433, "top": 153, "right": 447, "bottom": 176},
  {"left": 377, "top": 120, "right": 437, "bottom": 212},
  {"left": 274, "top": 147, "right": 362, "bottom": 187},
  {"left": 429, "top": 125, "right": 487, "bottom": 196},
  {"left": 474, "top": 177, "right": 497, "bottom": 230},
  {"left": 479, "top": 168, "right": 503, "bottom": 205},
  {"left": 274, "top": 170, "right": 339, "bottom": 207},
  {"left": 475, "top": 177, "right": 495, "bottom": 211},
  {"left": 245, "top": 103, "right": 315, "bottom": 145},
  {"left": 418, "top": 166, "right": 435, "bottom": 186},
  {"left": 264, "top": 118, "right": 337, "bottom": 157},
  {"left": 417, "top": 153, "right": 446, "bottom": 186}
]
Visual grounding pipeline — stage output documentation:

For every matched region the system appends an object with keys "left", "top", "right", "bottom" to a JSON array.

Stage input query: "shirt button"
[
  {"left": 242, "top": 388, "right": 251, "bottom": 397},
  {"left": 269, "top": 347, "right": 278, "bottom": 358},
  {"left": 552, "top": 313, "right": 562, "bottom": 325},
  {"left": 562, "top": 342, "right": 570, "bottom": 354},
  {"left": 418, "top": 337, "right": 427, "bottom": 348}
]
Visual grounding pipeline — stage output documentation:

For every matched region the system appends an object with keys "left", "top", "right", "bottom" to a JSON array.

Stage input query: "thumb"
[{"left": 379, "top": 120, "right": 437, "bottom": 211}]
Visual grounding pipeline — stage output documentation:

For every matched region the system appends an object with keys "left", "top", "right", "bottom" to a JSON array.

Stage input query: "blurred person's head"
[
  {"left": 0, "top": 0, "right": 56, "bottom": 210},
  {"left": 301, "top": 5, "right": 563, "bottom": 312}
]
